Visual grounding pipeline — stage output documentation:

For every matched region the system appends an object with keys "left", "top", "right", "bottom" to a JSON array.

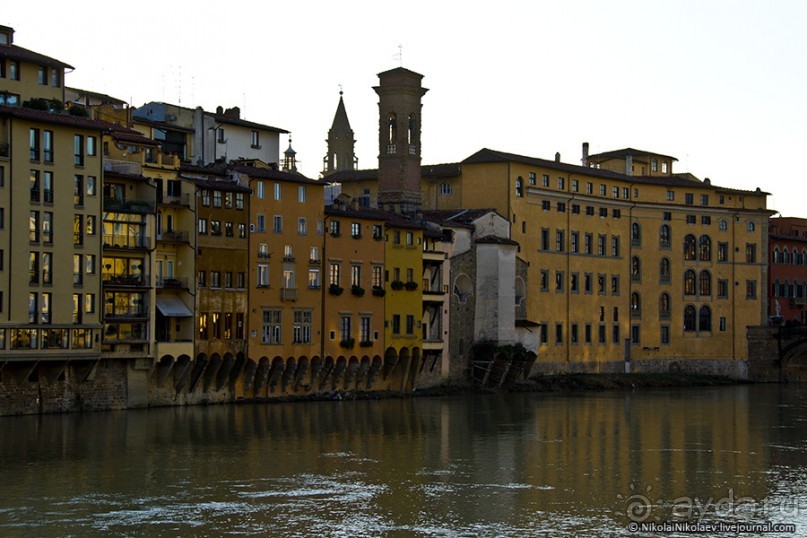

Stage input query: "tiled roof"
[
  {"left": 132, "top": 117, "right": 195, "bottom": 133},
  {"left": 230, "top": 164, "right": 320, "bottom": 185},
  {"left": 103, "top": 170, "right": 150, "bottom": 182},
  {"left": 463, "top": 148, "right": 767, "bottom": 195},
  {"left": 422, "top": 208, "right": 501, "bottom": 226},
  {"left": 213, "top": 113, "right": 288, "bottom": 134},
  {"left": 475, "top": 235, "right": 519, "bottom": 246},
  {"left": 184, "top": 176, "right": 251, "bottom": 194},
  {"left": 0, "top": 105, "right": 110, "bottom": 130},
  {"left": 325, "top": 162, "right": 461, "bottom": 183},
  {"left": 110, "top": 130, "right": 160, "bottom": 146},
  {"left": 586, "top": 147, "right": 678, "bottom": 162},
  {"left": 0, "top": 44, "right": 72, "bottom": 70}
]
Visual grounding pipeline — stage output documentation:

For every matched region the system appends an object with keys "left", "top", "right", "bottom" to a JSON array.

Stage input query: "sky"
[{"left": 5, "top": 0, "right": 806, "bottom": 216}]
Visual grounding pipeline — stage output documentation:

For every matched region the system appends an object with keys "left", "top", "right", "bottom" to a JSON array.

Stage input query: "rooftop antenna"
[
  {"left": 393, "top": 44, "right": 403, "bottom": 67},
  {"left": 177, "top": 65, "right": 182, "bottom": 105}
]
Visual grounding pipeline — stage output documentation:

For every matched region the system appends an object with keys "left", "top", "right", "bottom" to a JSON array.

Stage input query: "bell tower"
[
  {"left": 322, "top": 90, "right": 357, "bottom": 176},
  {"left": 374, "top": 67, "right": 427, "bottom": 215}
]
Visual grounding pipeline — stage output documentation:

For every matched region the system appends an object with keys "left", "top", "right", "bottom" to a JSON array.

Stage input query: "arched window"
[
  {"left": 802, "top": 249, "right": 807, "bottom": 265},
  {"left": 684, "top": 234, "right": 696, "bottom": 260},
  {"left": 659, "top": 293, "right": 671, "bottom": 319},
  {"left": 631, "top": 292, "right": 641, "bottom": 318},
  {"left": 772, "top": 280, "right": 779, "bottom": 298},
  {"left": 774, "top": 247, "right": 781, "bottom": 263},
  {"left": 780, "top": 280, "right": 787, "bottom": 298},
  {"left": 698, "top": 235, "right": 711, "bottom": 261},
  {"left": 660, "top": 257, "right": 671, "bottom": 284},
  {"left": 699, "top": 270, "right": 711, "bottom": 296},
  {"left": 631, "top": 222, "right": 641, "bottom": 246},
  {"left": 631, "top": 256, "right": 641, "bottom": 282},
  {"left": 515, "top": 177, "right": 523, "bottom": 198},
  {"left": 659, "top": 224, "right": 671, "bottom": 248},
  {"left": 684, "top": 305, "right": 696, "bottom": 332},
  {"left": 387, "top": 113, "right": 397, "bottom": 144},
  {"left": 718, "top": 219, "right": 728, "bottom": 231},
  {"left": 784, "top": 248, "right": 791, "bottom": 264},
  {"left": 747, "top": 221, "right": 755, "bottom": 232},
  {"left": 684, "top": 270, "right": 696, "bottom": 295},
  {"left": 699, "top": 305, "right": 712, "bottom": 332}
]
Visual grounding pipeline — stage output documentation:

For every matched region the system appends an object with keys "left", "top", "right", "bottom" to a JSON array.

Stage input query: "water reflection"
[{"left": 0, "top": 385, "right": 804, "bottom": 536}]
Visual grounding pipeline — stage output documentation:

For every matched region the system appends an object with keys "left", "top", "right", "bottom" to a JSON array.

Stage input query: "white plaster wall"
[{"left": 474, "top": 243, "right": 516, "bottom": 344}]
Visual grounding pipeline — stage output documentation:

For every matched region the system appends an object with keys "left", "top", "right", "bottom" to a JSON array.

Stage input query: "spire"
[
  {"left": 283, "top": 134, "right": 297, "bottom": 173},
  {"left": 323, "top": 87, "right": 357, "bottom": 175}
]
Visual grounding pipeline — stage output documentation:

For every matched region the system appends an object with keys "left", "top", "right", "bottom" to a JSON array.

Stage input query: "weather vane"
[{"left": 338, "top": 83, "right": 343, "bottom": 96}]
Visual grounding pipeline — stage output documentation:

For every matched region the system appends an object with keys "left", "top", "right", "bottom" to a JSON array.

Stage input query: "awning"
[{"left": 156, "top": 296, "right": 193, "bottom": 317}]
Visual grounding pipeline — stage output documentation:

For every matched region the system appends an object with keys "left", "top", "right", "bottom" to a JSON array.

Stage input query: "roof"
[
  {"left": 230, "top": 164, "right": 320, "bottom": 185},
  {"left": 326, "top": 205, "right": 427, "bottom": 231},
  {"left": 0, "top": 43, "right": 73, "bottom": 70},
  {"left": 65, "top": 87, "right": 128, "bottom": 107},
  {"left": 329, "top": 94, "right": 352, "bottom": 132},
  {"left": 326, "top": 162, "right": 461, "bottom": 183},
  {"left": 475, "top": 235, "right": 519, "bottom": 246},
  {"left": 463, "top": 148, "right": 768, "bottom": 196},
  {"left": 213, "top": 113, "right": 288, "bottom": 134},
  {"left": 132, "top": 117, "right": 195, "bottom": 134},
  {"left": 0, "top": 105, "right": 112, "bottom": 131},
  {"left": 183, "top": 176, "right": 251, "bottom": 194},
  {"left": 586, "top": 147, "right": 678, "bottom": 163},
  {"left": 422, "top": 208, "right": 501, "bottom": 227},
  {"left": 103, "top": 170, "right": 151, "bottom": 183}
]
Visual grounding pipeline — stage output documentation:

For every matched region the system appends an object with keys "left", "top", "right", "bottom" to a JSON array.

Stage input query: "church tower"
[
  {"left": 322, "top": 90, "right": 357, "bottom": 175},
  {"left": 374, "top": 67, "right": 427, "bottom": 215}
]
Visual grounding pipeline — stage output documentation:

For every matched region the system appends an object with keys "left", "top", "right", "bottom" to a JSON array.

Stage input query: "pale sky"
[{"left": 5, "top": 0, "right": 806, "bottom": 216}]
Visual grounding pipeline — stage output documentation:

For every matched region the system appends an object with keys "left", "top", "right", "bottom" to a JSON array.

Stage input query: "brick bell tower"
[{"left": 374, "top": 67, "right": 428, "bottom": 215}]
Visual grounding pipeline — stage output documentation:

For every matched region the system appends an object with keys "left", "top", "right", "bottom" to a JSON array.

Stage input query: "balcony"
[
  {"left": 104, "top": 306, "right": 148, "bottom": 320},
  {"left": 103, "top": 273, "right": 149, "bottom": 287},
  {"left": 159, "top": 192, "right": 191, "bottom": 207},
  {"left": 281, "top": 287, "right": 297, "bottom": 301},
  {"left": 103, "top": 159, "right": 143, "bottom": 175},
  {"left": 157, "top": 231, "right": 189, "bottom": 244},
  {"left": 104, "top": 197, "right": 155, "bottom": 214},
  {"left": 422, "top": 279, "right": 446, "bottom": 296},
  {"left": 157, "top": 277, "right": 189, "bottom": 289},
  {"left": 103, "top": 234, "right": 151, "bottom": 250}
]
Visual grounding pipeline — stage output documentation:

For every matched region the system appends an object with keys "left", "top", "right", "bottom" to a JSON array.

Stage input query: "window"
[
  {"left": 719, "top": 219, "right": 727, "bottom": 231},
  {"left": 631, "top": 222, "right": 641, "bottom": 247},
  {"left": 30, "top": 128, "right": 40, "bottom": 161},
  {"left": 684, "top": 270, "right": 696, "bottom": 295},
  {"left": 558, "top": 177, "right": 565, "bottom": 190},
  {"left": 599, "top": 207, "right": 607, "bottom": 218},
  {"left": 213, "top": 191, "right": 222, "bottom": 208},
  {"left": 330, "top": 220, "right": 341, "bottom": 237},
  {"left": 351, "top": 264, "right": 362, "bottom": 287},
  {"left": 86, "top": 215, "right": 96, "bottom": 236},
  {"left": 598, "top": 324, "right": 606, "bottom": 344},
  {"left": 622, "top": 187, "right": 629, "bottom": 199},
  {"left": 392, "top": 315, "right": 401, "bottom": 335},
  {"left": 611, "top": 275, "right": 620, "bottom": 295},
  {"left": 529, "top": 172, "right": 536, "bottom": 186},
  {"left": 720, "top": 317, "right": 727, "bottom": 331},
  {"left": 699, "top": 270, "right": 711, "bottom": 296},
  {"left": 236, "top": 192, "right": 245, "bottom": 210},
  {"left": 556, "top": 230, "right": 565, "bottom": 252},
  {"left": 699, "top": 235, "right": 711, "bottom": 261},
  {"left": 718, "top": 279, "right": 728, "bottom": 298},
  {"left": 571, "top": 179, "right": 578, "bottom": 192},
  {"left": 257, "top": 264, "right": 269, "bottom": 287},
  {"left": 651, "top": 159, "right": 658, "bottom": 172},
  {"left": 584, "top": 234, "right": 592, "bottom": 255},
  {"left": 612, "top": 209, "right": 621, "bottom": 219},
  {"left": 701, "top": 216, "right": 711, "bottom": 226},
  {"left": 74, "top": 135, "right": 84, "bottom": 166},
  {"left": 308, "top": 268, "right": 320, "bottom": 288},
  {"left": 540, "top": 270, "right": 549, "bottom": 292},
  {"left": 746, "top": 243, "right": 756, "bottom": 263},
  {"left": 542, "top": 174, "right": 550, "bottom": 187},
  {"left": 273, "top": 216, "right": 283, "bottom": 233},
  {"left": 406, "top": 315, "right": 415, "bottom": 335},
  {"left": 612, "top": 186, "right": 619, "bottom": 198},
  {"left": 571, "top": 232, "right": 579, "bottom": 253},
  {"left": 43, "top": 130, "right": 54, "bottom": 163},
  {"left": 631, "top": 293, "right": 641, "bottom": 319},
  {"left": 597, "top": 234, "right": 606, "bottom": 256},
  {"left": 555, "top": 271, "right": 564, "bottom": 291},
  {"left": 584, "top": 273, "right": 592, "bottom": 294},
  {"left": 585, "top": 324, "right": 592, "bottom": 344},
  {"left": 631, "top": 325, "right": 640, "bottom": 345},
  {"left": 586, "top": 206, "right": 594, "bottom": 216},
  {"left": 570, "top": 272, "right": 578, "bottom": 293},
  {"left": 661, "top": 325, "right": 670, "bottom": 344},
  {"left": 542, "top": 200, "right": 550, "bottom": 211},
  {"left": 515, "top": 177, "right": 523, "bottom": 197},
  {"left": 659, "top": 225, "right": 671, "bottom": 248},
  {"left": 659, "top": 293, "right": 671, "bottom": 319},
  {"left": 685, "top": 193, "right": 694, "bottom": 205},
  {"left": 686, "top": 215, "right": 696, "bottom": 225},
  {"left": 74, "top": 175, "right": 84, "bottom": 206},
  {"left": 613, "top": 324, "right": 620, "bottom": 344},
  {"left": 87, "top": 136, "right": 96, "bottom": 157},
  {"left": 660, "top": 257, "right": 671, "bottom": 284},
  {"left": 38, "top": 65, "right": 46, "bottom": 85},
  {"left": 251, "top": 130, "right": 260, "bottom": 148},
  {"left": 209, "top": 271, "right": 221, "bottom": 288},
  {"left": 746, "top": 280, "right": 757, "bottom": 299},
  {"left": 406, "top": 232, "right": 414, "bottom": 246},
  {"left": 597, "top": 274, "right": 606, "bottom": 295},
  {"left": 225, "top": 222, "right": 234, "bottom": 237},
  {"left": 351, "top": 222, "right": 361, "bottom": 238},
  {"left": 329, "top": 262, "right": 340, "bottom": 286},
  {"left": 667, "top": 190, "right": 675, "bottom": 201},
  {"left": 540, "top": 229, "right": 549, "bottom": 251},
  {"left": 73, "top": 215, "right": 83, "bottom": 245},
  {"left": 262, "top": 309, "right": 281, "bottom": 344},
  {"left": 684, "top": 234, "right": 697, "bottom": 260},
  {"left": 611, "top": 236, "right": 620, "bottom": 257},
  {"left": 29, "top": 252, "right": 39, "bottom": 284},
  {"left": 555, "top": 323, "right": 563, "bottom": 344},
  {"left": 256, "top": 181, "right": 265, "bottom": 199},
  {"left": 557, "top": 202, "right": 566, "bottom": 213},
  {"left": 293, "top": 310, "right": 312, "bottom": 343},
  {"left": 663, "top": 212, "right": 671, "bottom": 222},
  {"left": 701, "top": 194, "right": 709, "bottom": 206},
  {"left": 684, "top": 305, "right": 696, "bottom": 332},
  {"left": 631, "top": 257, "right": 641, "bottom": 282},
  {"left": 273, "top": 183, "right": 281, "bottom": 200},
  {"left": 599, "top": 184, "right": 606, "bottom": 196},
  {"left": 339, "top": 315, "right": 353, "bottom": 342},
  {"left": 699, "top": 305, "right": 712, "bottom": 332},
  {"left": 85, "top": 255, "right": 95, "bottom": 274}
]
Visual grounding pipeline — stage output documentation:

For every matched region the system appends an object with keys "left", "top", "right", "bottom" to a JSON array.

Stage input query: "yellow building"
[
  {"left": 0, "top": 26, "right": 105, "bottom": 378},
  {"left": 458, "top": 147, "right": 771, "bottom": 374},
  {"left": 322, "top": 203, "right": 386, "bottom": 390},
  {"left": 236, "top": 164, "right": 325, "bottom": 397}
]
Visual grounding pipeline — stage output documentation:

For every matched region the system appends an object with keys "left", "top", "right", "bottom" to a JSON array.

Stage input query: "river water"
[{"left": 0, "top": 384, "right": 804, "bottom": 537}]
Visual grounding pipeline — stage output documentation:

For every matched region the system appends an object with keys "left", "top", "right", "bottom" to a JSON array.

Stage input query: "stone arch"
[
  {"left": 155, "top": 354, "right": 175, "bottom": 387},
  {"left": 356, "top": 356, "right": 371, "bottom": 387},
  {"left": 367, "top": 355, "right": 383, "bottom": 389},
  {"left": 318, "top": 356, "right": 335, "bottom": 391},
  {"left": 253, "top": 357, "right": 271, "bottom": 396},
  {"left": 331, "top": 356, "right": 348, "bottom": 391},
  {"left": 309, "top": 356, "right": 323, "bottom": 389},
  {"left": 514, "top": 276, "right": 526, "bottom": 306},
  {"left": 187, "top": 354, "right": 206, "bottom": 393},
  {"left": 343, "top": 356, "right": 360, "bottom": 390},
  {"left": 282, "top": 357, "right": 297, "bottom": 392},
  {"left": 397, "top": 347, "right": 411, "bottom": 391},
  {"left": 383, "top": 347, "right": 399, "bottom": 380},
  {"left": 242, "top": 357, "right": 258, "bottom": 393},
  {"left": 453, "top": 273, "right": 473, "bottom": 303},
  {"left": 294, "top": 356, "right": 310, "bottom": 391},
  {"left": 203, "top": 353, "right": 222, "bottom": 392},
  {"left": 268, "top": 356, "right": 285, "bottom": 393}
]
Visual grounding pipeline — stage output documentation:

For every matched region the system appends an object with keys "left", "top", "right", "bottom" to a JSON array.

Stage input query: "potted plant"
[
  {"left": 360, "top": 340, "right": 373, "bottom": 347},
  {"left": 404, "top": 281, "right": 418, "bottom": 291},
  {"left": 351, "top": 285, "right": 365, "bottom": 297},
  {"left": 372, "top": 286, "right": 386, "bottom": 297},
  {"left": 391, "top": 280, "right": 404, "bottom": 290},
  {"left": 339, "top": 337, "right": 355, "bottom": 349},
  {"left": 328, "top": 284, "right": 344, "bottom": 296}
]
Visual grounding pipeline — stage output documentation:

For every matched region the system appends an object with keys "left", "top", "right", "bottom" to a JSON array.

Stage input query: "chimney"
[
  {"left": 582, "top": 142, "right": 589, "bottom": 166},
  {"left": 216, "top": 106, "right": 223, "bottom": 114},
  {"left": 555, "top": 152, "right": 561, "bottom": 162},
  {"left": 625, "top": 154, "right": 633, "bottom": 176}
]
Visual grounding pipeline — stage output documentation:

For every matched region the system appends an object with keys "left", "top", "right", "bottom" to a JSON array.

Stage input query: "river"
[{"left": 0, "top": 384, "right": 804, "bottom": 537}]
